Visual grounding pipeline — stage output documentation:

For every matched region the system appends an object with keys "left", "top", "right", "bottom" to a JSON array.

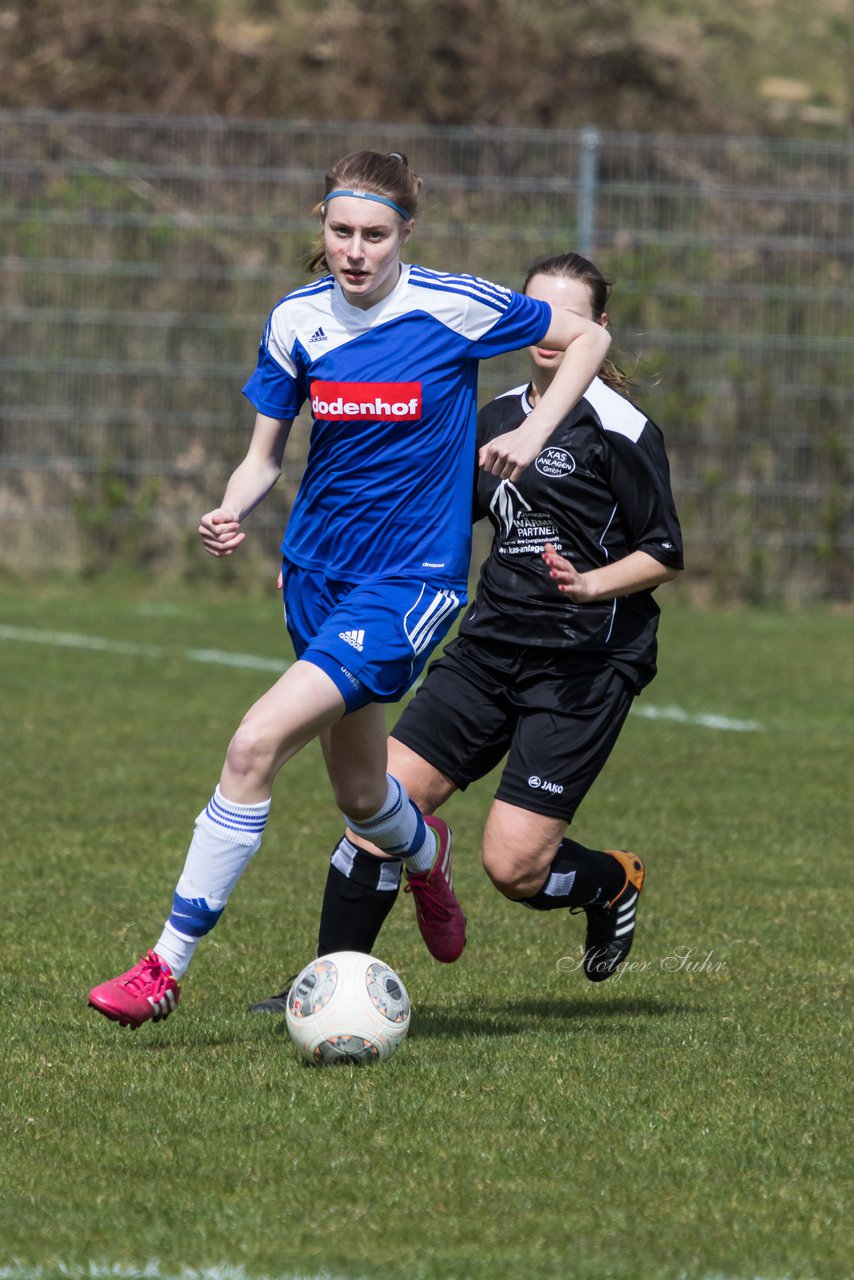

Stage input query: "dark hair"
[
  {"left": 305, "top": 151, "right": 422, "bottom": 274},
  {"left": 523, "top": 252, "right": 638, "bottom": 394}
]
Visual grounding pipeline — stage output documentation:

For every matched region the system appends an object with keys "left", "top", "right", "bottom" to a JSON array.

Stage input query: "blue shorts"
[{"left": 281, "top": 559, "right": 464, "bottom": 713}]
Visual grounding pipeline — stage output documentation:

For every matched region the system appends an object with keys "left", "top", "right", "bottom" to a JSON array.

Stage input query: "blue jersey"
[{"left": 242, "top": 263, "right": 551, "bottom": 590}]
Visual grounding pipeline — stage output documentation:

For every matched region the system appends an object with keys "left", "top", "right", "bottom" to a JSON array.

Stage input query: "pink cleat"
[
  {"left": 88, "top": 950, "right": 181, "bottom": 1029},
  {"left": 404, "top": 816, "right": 467, "bottom": 963}
]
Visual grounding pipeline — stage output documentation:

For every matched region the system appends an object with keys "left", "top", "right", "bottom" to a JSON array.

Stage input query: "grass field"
[{"left": 0, "top": 575, "right": 850, "bottom": 1280}]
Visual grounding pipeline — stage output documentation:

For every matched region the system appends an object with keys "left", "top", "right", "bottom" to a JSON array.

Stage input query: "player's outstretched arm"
[
  {"left": 199, "top": 412, "right": 293, "bottom": 557},
  {"left": 478, "top": 309, "right": 610, "bottom": 481},
  {"left": 543, "top": 543, "right": 680, "bottom": 603}
]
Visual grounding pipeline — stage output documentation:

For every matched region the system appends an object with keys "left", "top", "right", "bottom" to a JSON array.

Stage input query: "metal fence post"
[
  {"left": 0, "top": 111, "right": 850, "bottom": 599},
  {"left": 578, "top": 126, "right": 600, "bottom": 257}
]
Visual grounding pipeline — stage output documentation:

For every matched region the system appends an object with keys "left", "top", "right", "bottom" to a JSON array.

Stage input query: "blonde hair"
[{"left": 305, "top": 151, "right": 422, "bottom": 274}]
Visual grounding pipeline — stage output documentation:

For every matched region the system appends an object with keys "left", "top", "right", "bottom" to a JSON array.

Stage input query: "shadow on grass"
[
  {"left": 82, "top": 996, "right": 700, "bottom": 1051},
  {"left": 409, "top": 995, "right": 700, "bottom": 1039}
]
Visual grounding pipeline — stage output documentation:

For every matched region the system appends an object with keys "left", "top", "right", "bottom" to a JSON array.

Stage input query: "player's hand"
[
  {"left": 543, "top": 542, "right": 590, "bottom": 602},
  {"left": 478, "top": 426, "right": 542, "bottom": 481},
  {"left": 198, "top": 507, "right": 245, "bottom": 557}
]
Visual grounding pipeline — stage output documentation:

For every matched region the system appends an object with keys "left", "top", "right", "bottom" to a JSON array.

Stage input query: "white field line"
[
  {"left": 0, "top": 624, "right": 288, "bottom": 675},
  {"left": 632, "top": 702, "right": 762, "bottom": 732},
  {"left": 0, "top": 623, "right": 763, "bottom": 732}
]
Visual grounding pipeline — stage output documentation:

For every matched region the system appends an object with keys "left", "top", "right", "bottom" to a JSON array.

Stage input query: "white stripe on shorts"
[{"left": 404, "top": 586, "right": 460, "bottom": 656}]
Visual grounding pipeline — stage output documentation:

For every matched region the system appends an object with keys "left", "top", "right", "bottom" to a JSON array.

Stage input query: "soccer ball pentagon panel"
[{"left": 285, "top": 951, "right": 411, "bottom": 1065}]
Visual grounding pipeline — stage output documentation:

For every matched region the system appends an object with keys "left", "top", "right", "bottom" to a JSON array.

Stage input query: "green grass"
[{"left": 0, "top": 576, "right": 851, "bottom": 1280}]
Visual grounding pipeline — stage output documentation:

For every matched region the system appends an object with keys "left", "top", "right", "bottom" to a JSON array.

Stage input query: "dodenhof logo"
[{"left": 310, "top": 380, "right": 423, "bottom": 421}]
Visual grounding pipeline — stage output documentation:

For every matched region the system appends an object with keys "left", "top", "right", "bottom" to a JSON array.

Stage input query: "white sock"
[
  {"left": 154, "top": 786, "right": 271, "bottom": 980},
  {"left": 154, "top": 922, "right": 199, "bottom": 980},
  {"left": 401, "top": 825, "right": 438, "bottom": 875},
  {"left": 345, "top": 774, "right": 437, "bottom": 874}
]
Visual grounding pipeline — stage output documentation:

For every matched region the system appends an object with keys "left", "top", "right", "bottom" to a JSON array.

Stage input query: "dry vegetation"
[{"left": 0, "top": 0, "right": 850, "bottom": 135}]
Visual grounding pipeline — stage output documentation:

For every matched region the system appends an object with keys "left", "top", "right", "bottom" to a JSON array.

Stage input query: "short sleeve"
[
  {"left": 606, "top": 423, "right": 685, "bottom": 569},
  {"left": 466, "top": 291, "right": 551, "bottom": 360},
  {"left": 242, "top": 308, "right": 305, "bottom": 419}
]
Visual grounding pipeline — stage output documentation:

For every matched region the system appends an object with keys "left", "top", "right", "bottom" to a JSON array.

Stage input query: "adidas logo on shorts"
[{"left": 339, "top": 629, "right": 365, "bottom": 652}]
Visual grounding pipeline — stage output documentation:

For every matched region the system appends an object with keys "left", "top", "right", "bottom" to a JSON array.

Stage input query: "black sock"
[
  {"left": 316, "top": 837, "right": 402, "bottom": 956},
  {"left": 520, "top": 837, "right": 625, "bottom": 910}
]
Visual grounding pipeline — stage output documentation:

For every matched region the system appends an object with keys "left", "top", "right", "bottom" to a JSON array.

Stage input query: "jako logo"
[
  {"left": 528, "top": 775, "right": 565, "bottom": 794},
  {"left": 311, "top": 380, "right": 422, "bottom": 421}
]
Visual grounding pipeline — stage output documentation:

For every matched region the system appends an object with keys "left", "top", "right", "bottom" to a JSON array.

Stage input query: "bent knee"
[
  {"left": 333, "top": 782, "right": 386, "bottom": 821},
  {"left": 482, "top": 845, "right": 549, "bottom": 901},
  {"left": 485, "top": 867, "right": 529, "bottom": 900},
  {"left": 481, "top": 801, "right": 565, "bottom": 902},
  {"left": 225, "top": 720, "right": 277, "bottom": 782}
]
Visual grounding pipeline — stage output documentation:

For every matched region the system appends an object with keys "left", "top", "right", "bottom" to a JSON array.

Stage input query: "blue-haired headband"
[{"left": 324, "top": 189, "right": 412, "bottom": 220}]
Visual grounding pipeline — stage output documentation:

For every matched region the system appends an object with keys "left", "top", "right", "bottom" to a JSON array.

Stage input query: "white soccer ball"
[{"left": 285, "top": 950, "right": 411, "bottom": 1066}]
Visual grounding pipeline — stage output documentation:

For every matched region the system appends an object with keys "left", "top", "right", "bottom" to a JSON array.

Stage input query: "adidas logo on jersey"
[
  {"left": 339, "top": 629, "right": 365, "bottom": 652},
  {"left": 309, "top": 326, "right": 327, "bottom": 344}
]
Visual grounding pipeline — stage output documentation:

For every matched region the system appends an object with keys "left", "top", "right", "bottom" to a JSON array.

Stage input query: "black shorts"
[{"left": 391, "top": 634, "right": 635, "bottom": 822}]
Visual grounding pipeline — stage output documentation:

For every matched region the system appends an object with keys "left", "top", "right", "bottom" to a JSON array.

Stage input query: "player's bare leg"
[
  {"left": 90, "top": 663, "right": 351, "bottom": 1028},
  {"left": 481, "top": 799, "right": 643, "bottom": 981},
  {"left": 249, "top": 741, "right": 463, "bottom": 1011}
]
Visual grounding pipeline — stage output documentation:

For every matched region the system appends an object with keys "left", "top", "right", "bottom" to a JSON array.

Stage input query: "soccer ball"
[{"left": 285, "top": 951, "right": 411, "bottom": 1066}]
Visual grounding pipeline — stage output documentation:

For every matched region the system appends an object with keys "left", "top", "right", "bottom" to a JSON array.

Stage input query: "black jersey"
[{"left": 460, "top": 376, "right": 684, "bottom": 690}]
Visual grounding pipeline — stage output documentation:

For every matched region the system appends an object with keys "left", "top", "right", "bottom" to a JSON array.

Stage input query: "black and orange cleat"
[{"left": 581, "top": 850, "right": 645, "bottom": 982}]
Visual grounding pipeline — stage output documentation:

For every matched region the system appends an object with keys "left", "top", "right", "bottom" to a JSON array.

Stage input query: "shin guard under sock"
[{"left": 316, "top": 837, "right": 402, "bottom": 956}]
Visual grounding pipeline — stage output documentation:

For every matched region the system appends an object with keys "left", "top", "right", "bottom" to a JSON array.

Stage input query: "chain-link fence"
[{"left": 1, "top": 110, "right": 852, "bottom": 601}]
